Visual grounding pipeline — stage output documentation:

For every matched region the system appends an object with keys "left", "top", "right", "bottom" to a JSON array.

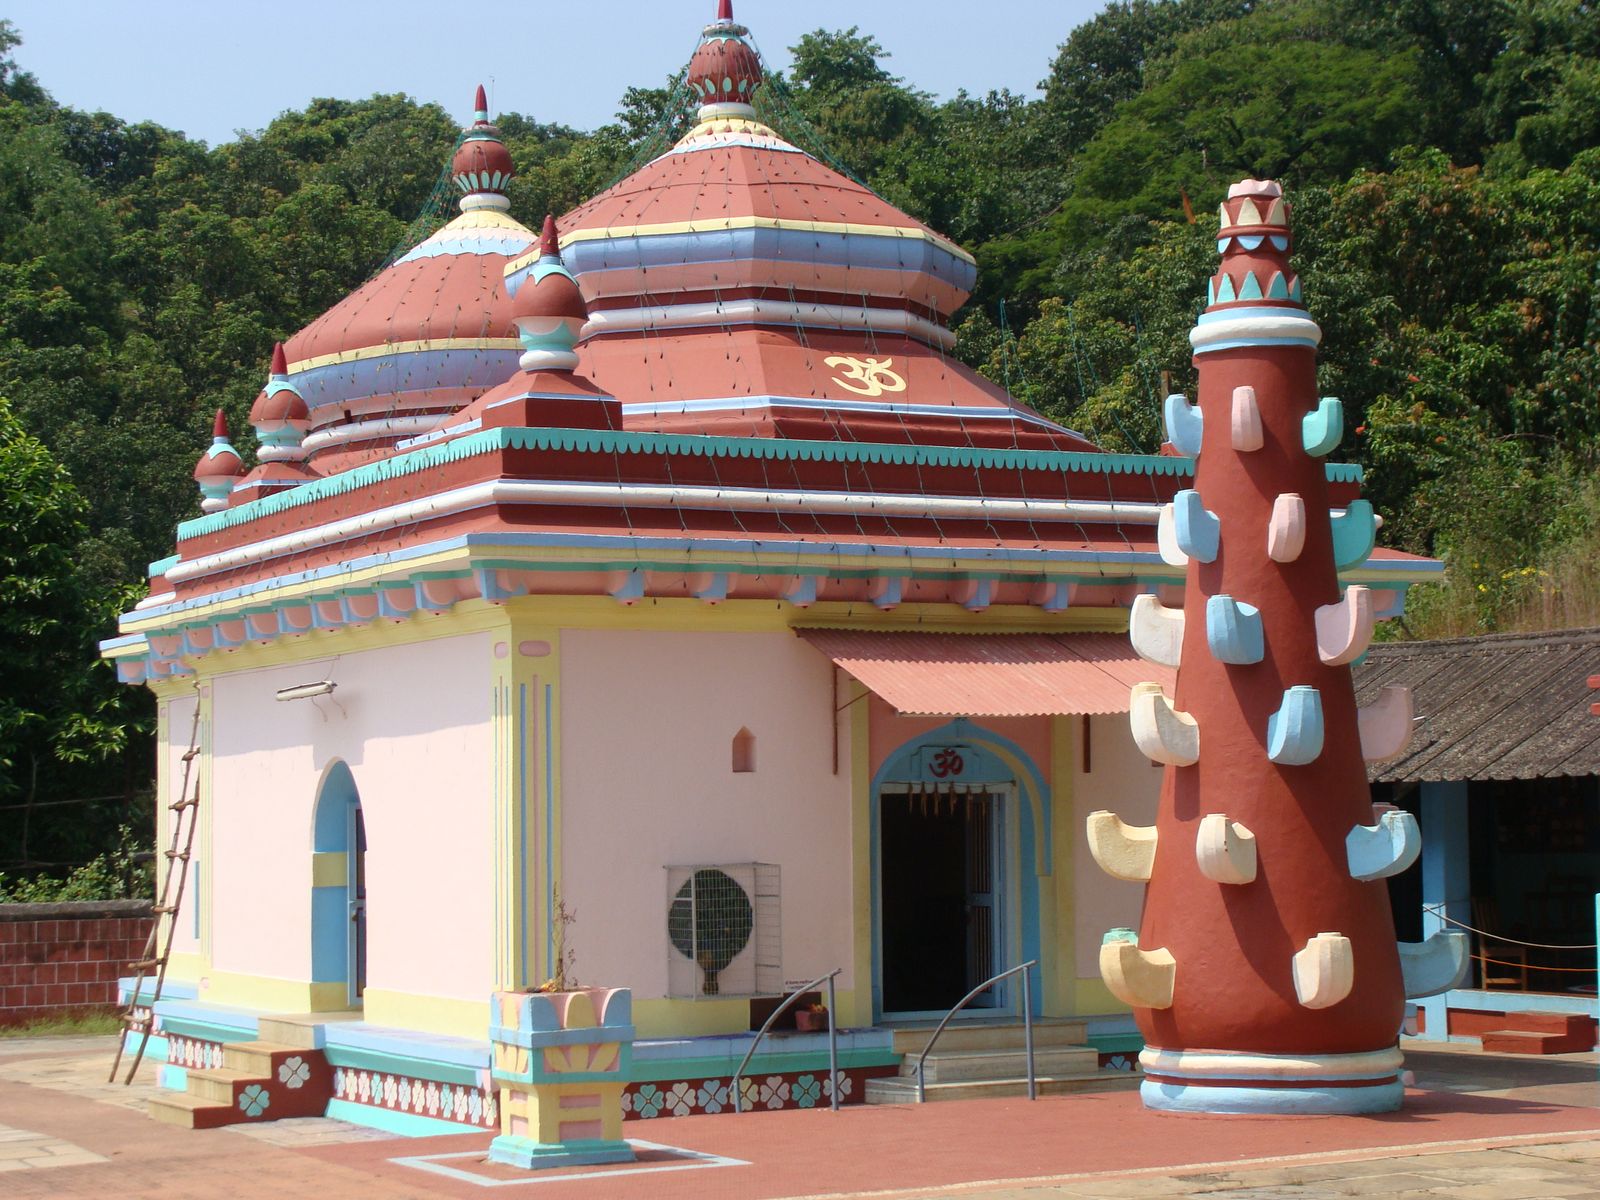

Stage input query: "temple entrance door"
[
  {"left": 311, "top": 761, "right": 364, "bottom": 1010},
  {"left": 879, "top": 784, "right": 1006, "bottom": 1018}
]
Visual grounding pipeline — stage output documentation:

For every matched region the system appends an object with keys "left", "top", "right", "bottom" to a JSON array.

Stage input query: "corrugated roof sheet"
[
  {"left": 796, "top": 629, "right": 1173, "bottom": 716},
  {"left": 1354, "top": 628, "right": 1600, "bottom": 783}
]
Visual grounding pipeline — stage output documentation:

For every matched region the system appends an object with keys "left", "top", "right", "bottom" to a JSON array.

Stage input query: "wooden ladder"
[{"left": 109, "top": 699, "right": 202, "bottom": 1085}]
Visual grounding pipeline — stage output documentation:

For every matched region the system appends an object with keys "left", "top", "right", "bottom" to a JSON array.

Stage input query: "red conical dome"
[{"left": 279, "top": 89, "right": 536, "bottom": 472}]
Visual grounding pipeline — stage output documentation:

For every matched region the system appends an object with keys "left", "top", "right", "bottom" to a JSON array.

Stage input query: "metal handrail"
[
  {"left": 915, "top": 960, "right": 1038, "bottom": 1103},
  {"left": 732, "top": 968, "right": 841, "bottom": 1114}
]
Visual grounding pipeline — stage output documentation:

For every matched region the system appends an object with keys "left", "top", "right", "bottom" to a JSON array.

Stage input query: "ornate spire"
[
  {"left": 687, "top": 0, "right": 763, "bottom": 117},
  {"left": 249, "top": 342, "right": 310, "bottom": 464},
  {"left": 1190, "top": 178, "right": 1320, "bottom": 359},
  {"left": 451, "top": 83, "right": 515, "bottom": 213},
  {"left": 511, "top": 215, "right": 587, "bottom": 373},
  {"left": 193, "top": 408, "right": 243, "bottom": 514}
]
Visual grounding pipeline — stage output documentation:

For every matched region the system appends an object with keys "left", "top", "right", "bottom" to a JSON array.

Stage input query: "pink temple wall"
[
  {"left": 559, "top": 630, "right": 852, "bottom": 1001},
  {"left": 206, "top": 634, "right": 494, "bottom": 1001}
]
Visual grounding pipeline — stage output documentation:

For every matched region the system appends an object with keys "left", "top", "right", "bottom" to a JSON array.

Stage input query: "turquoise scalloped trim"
[
  {"left": 175, "top": 426, "right": 1367, "bottom": 540},
  {"left": 148, "top": 554, "right": 179, "bottom": 577}
]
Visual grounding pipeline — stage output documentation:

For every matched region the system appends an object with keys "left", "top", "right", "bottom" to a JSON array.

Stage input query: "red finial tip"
[
  {"left": 717, "top": 0, "right": 733, "bottom": 20},
  {"left": 540, "top": 214, "right": 559, "bottom": 257},
  {"left": 474, "top": 84, "right": 488, "bottom": 115},
  {"left": 270, "top": 342, "right": 287, "bottom": 376},
  {"left": 212, "top": 408, "right": 229, "bottom": 439}
]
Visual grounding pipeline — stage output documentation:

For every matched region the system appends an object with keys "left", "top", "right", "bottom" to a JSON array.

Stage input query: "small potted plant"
[{"left": 794, "top": 1001, "right": 829, "bottom": 1033}]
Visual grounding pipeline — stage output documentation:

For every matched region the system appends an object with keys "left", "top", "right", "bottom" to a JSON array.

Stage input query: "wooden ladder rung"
[
  {"left": 150, "top": 904, "right": 176, "bottom": 915},
  {"left": 164, "top": 849, "right": 190, "bottom": 860},
  {"left": 127, "top": 959, "right": 163, "bottom": 972},
  {"left": 169, "top": 798, "right": 197, "bottom": 811},
  {"left": 181, "top": 748, "right": 200, "bottom": 762}
]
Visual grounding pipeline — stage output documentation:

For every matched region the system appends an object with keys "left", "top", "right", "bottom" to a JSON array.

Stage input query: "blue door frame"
[{"left": 870, "top": 719, "right": 1050, "bottom": 1022}]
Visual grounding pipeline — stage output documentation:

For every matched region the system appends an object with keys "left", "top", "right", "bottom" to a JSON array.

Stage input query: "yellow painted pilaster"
[
  {"left": 847, "top": 681, "right": 873, "bottom": 1027},
  {"left": 1049, "top": 714, "right": 1078, "bottom": 1015},
  {"left": 489, "top": 616, "right": 519, "bottom": 991},
  {"left": 503, "top": 602, "right": 564, "bottom": 991}
]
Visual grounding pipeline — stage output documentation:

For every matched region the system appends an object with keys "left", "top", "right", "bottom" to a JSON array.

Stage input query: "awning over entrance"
[{"left": 797, "top": 629, "right": 1173, "bottom": 716}]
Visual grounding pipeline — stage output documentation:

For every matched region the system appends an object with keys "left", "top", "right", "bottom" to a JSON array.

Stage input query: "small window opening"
[{"left": 732, "top": 727, "right": 756, "bottom": 773}]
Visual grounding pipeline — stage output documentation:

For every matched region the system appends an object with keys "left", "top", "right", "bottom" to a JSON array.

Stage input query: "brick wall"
[{"left": 0, "top": 900, "right": 153, "bottom": 1026}]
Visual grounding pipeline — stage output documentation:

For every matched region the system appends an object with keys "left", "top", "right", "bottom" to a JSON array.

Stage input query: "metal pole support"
[{"left": 827, "top": 972, "right": 840, "bottom": 1111}]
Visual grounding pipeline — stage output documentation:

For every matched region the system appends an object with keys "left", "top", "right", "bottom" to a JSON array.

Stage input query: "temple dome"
[
  {"left": 503, "top": 2, "right": 1092, "bottom": 450},
  {"left": 279, "top": 87, "right": 534, "bottom": 472}
]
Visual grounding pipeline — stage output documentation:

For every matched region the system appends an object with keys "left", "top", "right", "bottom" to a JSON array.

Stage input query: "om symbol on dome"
[{"left": 824, "top": 356, "right": 906, "bottom": 398}]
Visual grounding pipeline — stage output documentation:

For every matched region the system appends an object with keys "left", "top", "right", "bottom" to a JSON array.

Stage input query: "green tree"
[{"left": 0, "top": 396, "right": 146, "bottom": 873}]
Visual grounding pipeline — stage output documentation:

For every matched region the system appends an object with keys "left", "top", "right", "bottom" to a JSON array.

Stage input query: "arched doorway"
[
  {"left": 311, "top": 761, "right": 366, "bottom": 1008},
  {"left": 871, "top": 719, "right": 1049, "bottom": 1021}
]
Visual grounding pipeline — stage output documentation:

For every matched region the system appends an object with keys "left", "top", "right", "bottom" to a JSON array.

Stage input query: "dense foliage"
[{"left": 0, "top": 2, "right": 1595, "bottom": 883}]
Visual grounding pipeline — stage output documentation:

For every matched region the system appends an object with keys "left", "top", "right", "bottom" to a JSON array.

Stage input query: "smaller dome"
[
  {"left": 452, "top": 85, "right": 515, "bottom": 209},
  {"left": 512, "top": 217, "right": 588, "bottom": 323},
  {"left": 194, "top": 410, "right": 242, "bottom": 481},
  {"left": 249, "top": 343, "right": 311, "bottom": 428},
  {"left": 686, "top": 1, "right": 763, "bottom": 111},
  {"left": 195, "top": 409, "right": 243, "bottom": 515},
  {"left": 509, "top": 215, "right": 588, "bottom": 372}
]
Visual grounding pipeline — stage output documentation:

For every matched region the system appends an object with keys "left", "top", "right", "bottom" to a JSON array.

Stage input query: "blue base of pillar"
[
  {"left": 487, "top": 1135, "right": 636, "bottom": 1171},
  {"left": 1141, "top": 1078, "right": 1404, "bottom": 1115}
]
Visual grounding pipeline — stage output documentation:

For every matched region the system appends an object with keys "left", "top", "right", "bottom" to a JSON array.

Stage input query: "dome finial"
[
  {"left": 270, "top": 341, "right": 288, "bottom": 377},
  {"left": 452, "top": 84, "right": 515, "bottom": 213},
  {"left": 717, "top": 0, "right": 734, "bottom": 21},
  {"left": 212, "top": 408, "right": 229, "bottom": 440},
  {"left": 540, "top": 214, "right": 559, "bottom": 259}
]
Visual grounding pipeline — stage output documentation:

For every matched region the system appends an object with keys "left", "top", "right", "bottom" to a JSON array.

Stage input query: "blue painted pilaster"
[{"left": 1418, "top": 780, "right": 1470, "bottom": 1038}]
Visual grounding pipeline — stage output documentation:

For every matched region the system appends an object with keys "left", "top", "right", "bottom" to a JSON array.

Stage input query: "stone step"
[
  {"left": 901, "top": 1045, "right": 1101, "bottom": 1083},
  {"left": 865, "top": 1069, "right": 1141, "bottom": 1105},
  {"left": 890, "top": 1020, "right": 1087, "bottom": 1056},
  {"left": 1497, "top": 1011, "right": 1592, "bottom": 1041},
  {"left": 222, "top": 1039, "right": 318, "bottom": 1077},
  {"left": 147, "top": 1091, "right": 240, "bottom": 1130},
  {"left": 255, "top": 1012, "right": 358, "bottom": 1047},
  {"left": 1480, "top": 1028, "right": 1592, "bottom": 1055},
  {"left": 186, "top": 1066, "right": 257, "bottom": 1105}
]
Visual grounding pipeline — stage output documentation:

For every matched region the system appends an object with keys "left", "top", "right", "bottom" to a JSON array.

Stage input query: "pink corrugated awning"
[{"left": 797, "top": 629, "right": 1174, "bottom": 717}]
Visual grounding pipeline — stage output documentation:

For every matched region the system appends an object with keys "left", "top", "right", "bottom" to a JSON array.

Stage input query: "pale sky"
[{"left": 5, "top": 0, "right": 1106, "bottom": 144}]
